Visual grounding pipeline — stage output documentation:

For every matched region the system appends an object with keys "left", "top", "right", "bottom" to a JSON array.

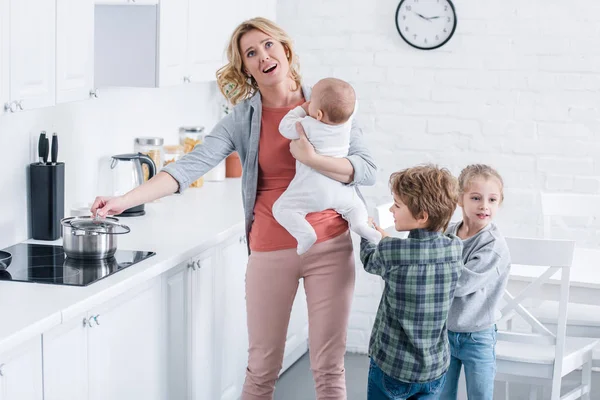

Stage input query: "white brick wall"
[{"left": 276, "top": 0, "right": 600, "bottom": 352}]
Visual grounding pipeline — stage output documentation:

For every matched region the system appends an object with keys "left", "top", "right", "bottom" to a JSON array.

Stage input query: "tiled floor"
[{"left": 275, "top": 352, "right": 600, "bottom": 399}]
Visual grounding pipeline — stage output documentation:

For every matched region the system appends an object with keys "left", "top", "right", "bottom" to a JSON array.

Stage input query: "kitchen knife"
[
  {"left": 38, "top": 131, "right": 46, "bottom": 164},
  {"left": 43, "top": 138, "right": 49, "bottom": 164},
  {"left": 51, "top": 133, "right": 58, "bottom": 165}
]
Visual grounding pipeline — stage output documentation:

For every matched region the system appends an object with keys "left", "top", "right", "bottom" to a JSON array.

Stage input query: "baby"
[{"left": 272, "top": 78, "right": 381, "bottom": 255}]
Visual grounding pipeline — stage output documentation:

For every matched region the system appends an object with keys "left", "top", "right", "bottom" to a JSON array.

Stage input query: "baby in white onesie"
[{"left": 272, "top": 78, "right": 382, "bottom": 255}]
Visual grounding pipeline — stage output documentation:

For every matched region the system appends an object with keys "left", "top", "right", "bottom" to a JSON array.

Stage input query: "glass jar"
[
  {"left": 178, "top": 126, "right": 205, "bottom": 188},
  {"left": 134, "top": 137, "right": 164, "bottom": 181},
  {"left": 163, "top": 145, "right": 184, "bottom": 167}
]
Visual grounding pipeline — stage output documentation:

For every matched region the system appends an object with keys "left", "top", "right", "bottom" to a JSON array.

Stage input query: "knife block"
[{"left": 29, "top": 162, "right": 65, "bottom": 240}]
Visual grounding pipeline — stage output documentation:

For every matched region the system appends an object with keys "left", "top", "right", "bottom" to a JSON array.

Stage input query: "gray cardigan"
[{"left": 162, "top": 84, "right": 378, "bottom": 250}]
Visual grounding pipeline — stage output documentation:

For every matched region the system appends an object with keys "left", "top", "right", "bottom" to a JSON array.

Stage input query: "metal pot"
[{"left": 61, "top": 216, "right": 130, "bottom": 260}]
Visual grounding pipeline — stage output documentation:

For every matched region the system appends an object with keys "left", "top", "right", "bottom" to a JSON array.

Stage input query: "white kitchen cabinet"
[
  {"left": 56, "top": 0, "right": 95, "bottom": 103},
  {"left": 42, "top": 279, "right": 164, "bottom": 400},
  {"left": 43, "top": 314, "right": 88, "bottom": 400},
  {"left": 0, "top": 0, "right": 8, "bottom": 113},
  {"left": 188, "top": 248, "right": 217, "bottom": 400},
  {"left": 0, "top": 337, "right": 43, "bottom": 400},
  {"left": 157, "top": 0, "right": 189, "bottom": 86},
  {"left": 9, "top": 0, "right": 55, "bottom": 110},
  {"left": 214, "top": 233, "right": 249, "bottom": 400},
  {"left": 87, "top": 279, "right": 164, "bottom": 400},
  {"left": 164, "top": 262, "right": 189, "bottom": 400}
]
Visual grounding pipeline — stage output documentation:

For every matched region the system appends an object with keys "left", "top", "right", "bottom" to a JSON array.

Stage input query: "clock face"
[{"left": 395, "top": 0, "right": 457, "bottom": 50}]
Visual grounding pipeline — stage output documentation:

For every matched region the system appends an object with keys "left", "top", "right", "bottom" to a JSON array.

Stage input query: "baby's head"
[
  {"left": 388, "top": 164, "right": 459, "bottom": 233},
  {"left": 308, "top": 78, "right": 356, "bottom": 125},
  {"left": 457, "top": 164, "right": 504, "bottom": 227}
]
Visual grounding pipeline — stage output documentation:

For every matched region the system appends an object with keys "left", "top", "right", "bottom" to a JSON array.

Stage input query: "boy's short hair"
[
  {"left": 389, "top": 164, "right": 459, "bottom": 232},
  {"left": 317, "top": 78, "right": 356, "bottom": 124}
]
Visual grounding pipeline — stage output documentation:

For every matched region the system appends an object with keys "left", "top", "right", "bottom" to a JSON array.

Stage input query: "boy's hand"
[{"left": 368, "top": 217, "right": 389, "bottom": 238}]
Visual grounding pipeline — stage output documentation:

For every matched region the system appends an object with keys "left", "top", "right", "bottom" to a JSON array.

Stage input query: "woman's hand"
[
  {"left": 368, "top": 217, "right": 389, "bottom": 238},
  {"left": 289, "top": 122, "right": 316, "bottom": 165},
  {"left": 91, "top": 196, "right": 130, "bottom": 218}
]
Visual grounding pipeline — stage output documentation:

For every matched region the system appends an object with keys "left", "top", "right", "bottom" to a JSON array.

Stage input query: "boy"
[{"left": 361, "top": 164, "right": 463, "bottom": 400}]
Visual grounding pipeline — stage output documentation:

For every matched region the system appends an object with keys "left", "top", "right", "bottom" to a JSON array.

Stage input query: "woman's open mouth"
[{"left": 262, "top": 63, "right": 278, "bottom": 74}]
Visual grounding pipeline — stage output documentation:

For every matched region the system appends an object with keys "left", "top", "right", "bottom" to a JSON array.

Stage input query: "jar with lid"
[
  {"left": 178, "top": 126, "right": 205, "bottom": 188},
  {"left": 134, "top": 137, "right": 164, "bottom": 181},
  {"left": 163, "top": 145, "right": 184, "bottom": 167}
]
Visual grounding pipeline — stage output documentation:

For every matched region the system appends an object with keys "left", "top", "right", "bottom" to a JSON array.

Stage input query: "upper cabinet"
[
  {"left": 1, "top": 0, "right": 95, "bottom": 114},
  {"left": 95, "top": 0, "right": 277, "bottom": 88},
  {"left": 56, "top": 0, "right": 95, "bottom": 103},
  {"left": 9, "top": 0, "right": 55, "bottom": 111}
]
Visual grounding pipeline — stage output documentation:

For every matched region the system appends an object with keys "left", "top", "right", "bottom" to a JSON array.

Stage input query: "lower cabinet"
[
  {"left": 43, "top": 278, "right": 165, "bottom": 400},
  {"left": 0, "top": 337, "right": 43, "bottom": 400}
]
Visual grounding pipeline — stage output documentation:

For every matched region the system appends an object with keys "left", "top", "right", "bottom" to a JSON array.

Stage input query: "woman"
[{"left": 91, "top": 17, "right": 377, "bottom": 400}]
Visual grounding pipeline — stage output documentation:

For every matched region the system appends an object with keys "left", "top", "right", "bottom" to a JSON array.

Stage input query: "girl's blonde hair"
[
  {"left": 458, "top": 164, "right": 505, "bottom": 202},
  {"left": 216, "top": 17, "right": 302, "bottom": 106}
]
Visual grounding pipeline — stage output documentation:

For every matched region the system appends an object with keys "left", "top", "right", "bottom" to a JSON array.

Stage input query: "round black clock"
[{"left": 395, "top": 0, "right": 457, "bottom": 50}]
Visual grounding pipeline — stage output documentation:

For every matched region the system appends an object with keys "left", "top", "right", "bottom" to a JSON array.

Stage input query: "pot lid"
[{"left": 62, "top": 216, "right": 130, "bottom": 235}]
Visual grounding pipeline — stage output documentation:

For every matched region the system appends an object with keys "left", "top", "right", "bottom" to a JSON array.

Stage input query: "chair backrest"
[
  {"left": 499, "top": 237, "right": 575, "bottom": 378},
  {"left": 540, "top": 192, "right": 600, "bottom": 238}
]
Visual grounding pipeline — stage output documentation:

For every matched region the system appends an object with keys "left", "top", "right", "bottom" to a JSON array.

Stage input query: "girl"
[{"left": 440, "top": 164, "right": 511, "bottom": 400}]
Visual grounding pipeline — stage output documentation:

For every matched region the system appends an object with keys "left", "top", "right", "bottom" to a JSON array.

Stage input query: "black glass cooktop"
[{"left": 0, "top": 244, "right": 155, "bottom": 287}]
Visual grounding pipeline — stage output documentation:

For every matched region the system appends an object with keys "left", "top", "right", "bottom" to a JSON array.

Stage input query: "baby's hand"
[
  {"left": 301, "top": 101, "right": 310, "bottom": 114},
  {"left": 368, "top": 217, "right": 389, "bottom": 238}
]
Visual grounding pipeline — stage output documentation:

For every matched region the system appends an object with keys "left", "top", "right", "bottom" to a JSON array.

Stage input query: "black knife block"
[{"left": 29, "top": 162, "right": 65, "bottom": 240}]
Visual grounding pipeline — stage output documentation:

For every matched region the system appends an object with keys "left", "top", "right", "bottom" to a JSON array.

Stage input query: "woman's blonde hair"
[
  {"left": 458, "top": 164, "right": 505, "bottom": 202},
  {"left": 216, "top": 17, "right": 302, "bottom": 106}
]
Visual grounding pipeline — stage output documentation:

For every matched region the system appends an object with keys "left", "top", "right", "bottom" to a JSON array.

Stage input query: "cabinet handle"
[
  {"left": 93, "top": 315, "right": 100, "bottom": 325},
  {"left": 195, "top": 260, "right": 202, "bottom": 270},
  {"left": 0, "top": 363, "right": 4, "bottom": 376},
  {"left": 239, "top": 235, "right": 247, "bottom": 244},
  {"left": 183, "top": 76, "right": 191, "bottom": 83},
  {"left": 89, "top": 88, "right": 99, "bottom": 98},
  {"left": 188, "top": 261, "right": 196, "bottom": 270},
  {"left": 16, "top": 100, "right": 24, "bottom": 111},
  {"left": 87, "top": 318, "right": 94, "bottom": 328},
  {"left": 3, "top": 101, "right": 16, "bottom": 113}
]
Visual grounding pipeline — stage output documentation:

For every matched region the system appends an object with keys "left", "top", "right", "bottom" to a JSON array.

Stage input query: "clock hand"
[
  {"left": 428, "top": 16, "right": 442, "bottom": 19},
  {"left": 413, "top": 11, "right": 432, "bottom": 21}
]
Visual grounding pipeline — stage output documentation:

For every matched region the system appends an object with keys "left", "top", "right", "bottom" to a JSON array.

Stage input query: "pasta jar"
[
  {"left": 178, "top": 126, "right": 205, "bottom": 188},
  {"left": 163, "top": 145, "right": 184, "bottom": 167},
  {"left": 134, "top": 137, "right": 164, "bottom": 181}
]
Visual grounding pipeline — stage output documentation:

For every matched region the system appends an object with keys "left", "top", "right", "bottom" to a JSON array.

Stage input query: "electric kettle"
[{"left": 101, "top": 153, "right": 156, "bottom": 217}]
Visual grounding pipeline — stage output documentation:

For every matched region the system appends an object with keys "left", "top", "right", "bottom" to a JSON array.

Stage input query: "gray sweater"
[
  {"left": 445, "top": 222, "right": 511, "bottom": 333},
  {"left": 162, "top": 84, "right": 377, "bottom": 253}
]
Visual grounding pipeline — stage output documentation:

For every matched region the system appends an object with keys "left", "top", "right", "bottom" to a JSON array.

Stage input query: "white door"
[
  {"left": 0, "top": 337, "right": 43, "bottom": 400},
  {"left": 188, "top": 249, "right": 217, "bottom": 400},
  {"left": 9, "top": 0, "right": 55, "bottom": 110},
  {"left": 56, "top": 0, "right": 94, "bottom": 103},
  {"left": 0, "top": 0, "right": 9, "bottom": 113},
  {"left": 157, "top": 0, "right": 189, "bottom": 86},
  {"left": 215, "top": 233, "right": 249, "bottom": 400},
  {"left": 87, "top": 279, "right": 164, "bottom": 400},
  {"left": 165, "top": 263, "right": 188, "bottom": 400},
  {"left": 42, "top": 314, "right": 88, "bottom": 400},
  {"left": 186, "top": 0, "right": 233, "bottom": 83}
]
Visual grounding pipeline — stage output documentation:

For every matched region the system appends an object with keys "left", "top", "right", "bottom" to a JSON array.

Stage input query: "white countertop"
[{"left": 0, "top": 179, "right": 245, "bottom": 354}]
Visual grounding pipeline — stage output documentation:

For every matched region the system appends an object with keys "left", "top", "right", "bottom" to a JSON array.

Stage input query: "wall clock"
[{"left": 395, "top": 0, "right": 457, "bottom": 50}]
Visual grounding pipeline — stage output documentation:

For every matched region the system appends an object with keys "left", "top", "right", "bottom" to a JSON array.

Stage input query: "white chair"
[
  {"left": 529, "top": 193, "right": 600, "bottom": 369},
  {"left": 496, "top": 236, "right": 598, "bottom": 400}
]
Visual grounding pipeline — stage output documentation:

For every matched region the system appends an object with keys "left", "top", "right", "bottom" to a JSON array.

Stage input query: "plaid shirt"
[{"left": 360, "top": 229, "right": 463, "bottom": 383}]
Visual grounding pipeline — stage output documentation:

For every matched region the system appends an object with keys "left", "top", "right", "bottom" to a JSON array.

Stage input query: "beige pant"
[{"left": 242, "top": 230, "right": 355, "bottom": 400}]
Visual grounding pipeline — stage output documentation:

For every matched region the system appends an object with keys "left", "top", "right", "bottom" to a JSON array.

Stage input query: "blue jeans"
[
  {"left": 368, "top": 357, "right": 447, "bottom": 400},
  {"left": 440, "top": 326, "right": 497, "bottom": 400}
]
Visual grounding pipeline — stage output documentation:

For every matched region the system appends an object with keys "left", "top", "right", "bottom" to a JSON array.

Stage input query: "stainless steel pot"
[{"left": 61, "top": 216, "right": 130, "bottom": 260}]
